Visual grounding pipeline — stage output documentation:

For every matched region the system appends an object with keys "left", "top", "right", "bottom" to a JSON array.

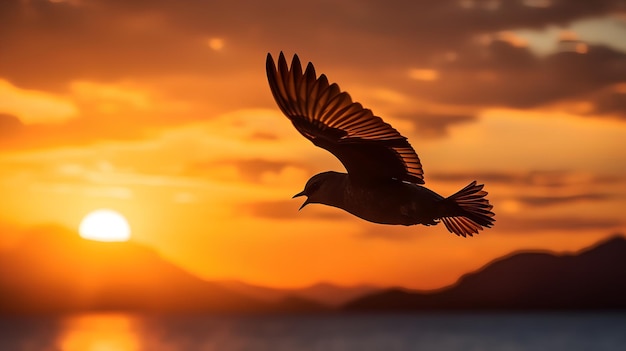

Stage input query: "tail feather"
[{"left": 440, "top": 181, "right": 495, "bottom": 237}]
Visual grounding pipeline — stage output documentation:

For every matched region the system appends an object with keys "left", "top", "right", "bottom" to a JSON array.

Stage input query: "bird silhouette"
[{"left": 266, "top": 52, "right": 494, "bottom": 237}]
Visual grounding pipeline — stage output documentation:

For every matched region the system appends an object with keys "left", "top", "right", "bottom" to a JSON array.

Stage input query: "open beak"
[{"left": 293, "top": 191, "right": 309, "bottom": 210}]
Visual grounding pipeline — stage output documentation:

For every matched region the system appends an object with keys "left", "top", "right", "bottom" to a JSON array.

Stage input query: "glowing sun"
[{"left": 79, "top": 209, "right": 131, "bottom": 242}]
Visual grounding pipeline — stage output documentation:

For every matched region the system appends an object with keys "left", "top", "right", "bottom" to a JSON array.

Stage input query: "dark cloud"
[
  {"left": 431, "top": 171, "right": 522, "bottom": 184},
  {"left": 496, "top": 216, "right": 623, "bottom": 232},
  {"left": 431, "top": 170, "right": 625, "bottom": 187},
  {"left": 227, "top": 159, "right": 293, "bottom": 178},
  {"left": 242, "top": 200, "right": 350, "bottom": 220},
  {"left": 247, "top": 132, "right": 279, "bottom": 141},
  {"left": 0, "top": 113, "right": 24, "bottom": 138},
  {"left": 398, "top": 112, "right": 477, "bottom": 138},
  {"left": 357, "top": 213, "right": 624, "bottom": 239},
  {"left": 0, "top": 0, "right": 235, "bottom": 90},
  {"left": 1, "top": 0, "right": 625, "bottom": 152},
  {"left": 415, "top": 41, "right": 626, "bottom": 109},
  {"left": 356, "top": 226, "right": 420, "bottom": 241},
  {"left": 189, "top": 159, "right": 308, "bottom": 183},
  {"left": 2, "top": 0, "right": 625, "bottom": 88},
  {"left": 516, "top": 193, "right": 613, "bottom": 207},
  {"left": 583, "top": 86, "right": 626, "bottom": 119}
]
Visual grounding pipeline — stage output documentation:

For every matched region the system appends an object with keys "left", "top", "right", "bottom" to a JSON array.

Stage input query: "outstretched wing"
[{"left": 266, "top": 52, "right": 424, "bottom": 184}]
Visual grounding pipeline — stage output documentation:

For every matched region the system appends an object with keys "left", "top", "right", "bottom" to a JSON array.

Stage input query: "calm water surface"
[{"left": 1, "top": 312, "right": 625, "bottom": 351}]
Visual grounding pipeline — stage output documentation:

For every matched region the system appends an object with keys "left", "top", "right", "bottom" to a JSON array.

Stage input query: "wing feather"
[{"left": 267, "top": 52, "right": 425, "bottom": 184}]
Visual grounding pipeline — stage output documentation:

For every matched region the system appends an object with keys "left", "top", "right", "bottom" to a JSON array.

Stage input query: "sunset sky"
[{"left": 1, "top": 0, "right": 626, "bottom": 290}]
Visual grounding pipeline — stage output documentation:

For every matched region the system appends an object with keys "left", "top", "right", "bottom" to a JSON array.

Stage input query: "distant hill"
[
  {"left": 0, "top": 225, "right": 375, "bottom": 314},
  {"left": 344, "top": 235, "right": 626, "bottom": 311},
  {"left": 0, "top": 226, "right": 324, "bottom": 314},
  {"left": 215, "top": 280, "right": 379, "bottom": 307}
]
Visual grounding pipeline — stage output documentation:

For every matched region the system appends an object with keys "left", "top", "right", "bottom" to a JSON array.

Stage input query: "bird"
[{"left": 266, "top": 52, "right": 494, "bottom": 237}]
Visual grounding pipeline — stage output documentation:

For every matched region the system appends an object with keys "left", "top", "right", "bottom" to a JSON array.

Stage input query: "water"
[{"left": 1, "top": 312, "right": 625, "bottom": 351}]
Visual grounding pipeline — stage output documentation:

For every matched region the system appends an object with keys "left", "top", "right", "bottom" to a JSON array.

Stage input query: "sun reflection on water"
[{"left": 56, "top": 313, "right": 141, "bottom": 351}]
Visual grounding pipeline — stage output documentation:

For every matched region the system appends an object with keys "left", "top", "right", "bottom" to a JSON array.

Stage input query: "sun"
[{"left": 79, "top": 209, "right": 131, "bottom": 242}]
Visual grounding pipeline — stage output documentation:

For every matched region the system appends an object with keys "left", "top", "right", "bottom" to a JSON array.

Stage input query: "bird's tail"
[{"left": 439, "top": 181, "right": 495, "bottom": 237}]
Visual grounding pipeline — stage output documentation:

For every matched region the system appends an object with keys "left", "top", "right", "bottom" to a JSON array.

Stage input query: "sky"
[{"left": 1, "top": 0, "right": 626, "bottom": 290}]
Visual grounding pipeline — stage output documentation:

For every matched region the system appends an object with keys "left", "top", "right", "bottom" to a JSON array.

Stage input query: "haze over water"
[{"left": 2, "top": 313, "right": 626, "bottom": 351}]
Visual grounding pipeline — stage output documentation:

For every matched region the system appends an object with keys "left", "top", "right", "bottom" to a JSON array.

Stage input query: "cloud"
[
  {"left": 0, "top": 113, "right": 150, "bottom": 151},
  {"left": 246, "top": 132, "right": 280, "bottom": 141},
  {"left": 581, "top": 84, "right": 626, "bottom": 119},
  {"left": 431, "top": 170, "right": 625, "bottom": 188},
  {"left": 0, "top": 78, "right": 191, "bottom": 151},
  {"left": 356, "top": 213, "right": 624, "bottom": 239},
  {"left": 415, "top": 40, "right": 626, "bottom": 110},
  {"left": 29, "top": 182, "right": 134, "bottom": 199},
  {"left": 402, "top": 112, "right": 477, "bottom": 138},
  {"left": 355, "top": 214, "right": 620, "bottom": 241},
  {"left": 3, "top": 0, "right": 624, "bottom": 93},
  {"left": 1, "top": 0, "right": 625, "bottom": 155},
  {"left": 356, "top": 226, "right": 420, "bottom": 241},
  {"left": 70, "top": 81, "right": 152, "bottom": 112},
  {"left": 242, "top": 200, "right": 351, "bottom": 220},
  {"left": 515, "top": 193, "right": 613, "bottom": 207},
  {"left": 0, "top": 79, "right": 77, "bottom": 123},
  {"left": 0, "top": 113, "right": 24, "bottom": 138},
  {"left": 200, "top": 159, "right": 309, "bottom": 183},
  {"left": 497, "top": 216, "right": 624, "bottom": 232}
]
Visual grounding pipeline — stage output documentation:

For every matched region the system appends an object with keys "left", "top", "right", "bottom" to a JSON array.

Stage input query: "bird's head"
[{"left": 293, "top": 171, "right": 344, "bottom": 210}]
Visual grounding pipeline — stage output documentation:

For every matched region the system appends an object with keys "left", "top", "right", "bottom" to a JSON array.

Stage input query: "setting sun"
[{"left": 79, "top": 209, "right": 131, "bottom": 242}]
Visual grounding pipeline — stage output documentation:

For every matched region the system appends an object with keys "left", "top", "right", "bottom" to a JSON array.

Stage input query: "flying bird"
[{"left": 266, "top": 52, "right": 494, "bottom": 237}]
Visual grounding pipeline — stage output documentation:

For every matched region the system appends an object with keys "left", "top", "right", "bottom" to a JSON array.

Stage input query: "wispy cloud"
[
  {"left": 0, "top": 79, "right": 77, "bottom": 123},
  {"left": 192, "top": 159, "right": 310, "bottom": 183},
  {"left": 0, "top": 113, "right": 23, "bottom": 138},
  {"left": 242, "top": 200, "right": 351, "bottom": 221},
  {"left": 496, "top": 216, "right": 624, "bottom": 232},
  {"left": 431, "top": 170, "right": 625, "bottom": 188},
  {"left": 516, "top": 193, "right": 613, "bottom": 207}
]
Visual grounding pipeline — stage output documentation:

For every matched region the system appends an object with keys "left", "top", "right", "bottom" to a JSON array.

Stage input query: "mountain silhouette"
[
  {"left": 0, "top": 226, "right": 361, "bottom": 314},
  {"left": 215, "top": 280, "right": 379, "bottom": 307},
  {"left": 3, "top": 225, "right": 625, "bottom": 314},
  {"left": 344, "top": 234, "right": 626, "bottom": 311},
  {"left": 0, "top": 226, "right": 283, "bottom": 314}
]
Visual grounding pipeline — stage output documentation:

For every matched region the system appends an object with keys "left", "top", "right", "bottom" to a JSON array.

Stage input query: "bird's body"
[
  {"left": 300, "top": 171, "right": 443, "bottom": 227},
  {"left": 266, "top": 52, "right": 495, "bottom": 237}
]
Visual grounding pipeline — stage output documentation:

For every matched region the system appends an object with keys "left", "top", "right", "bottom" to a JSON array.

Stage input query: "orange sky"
[{"left": 1, "top": 0, "right": 626, "bottom": 289}]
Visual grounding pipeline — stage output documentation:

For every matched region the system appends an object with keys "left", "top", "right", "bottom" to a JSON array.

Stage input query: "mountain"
[
  {"left": 344, "top": 235, "right": 626, "bottom": 311},
  {"left": 0, "top": 225, "right": 318, "bottom": 314},
  {"left": 215, "top": 280, "right": 379, "bottom": 307},
  {"left": 4, "top": 225, "right": 625, "bottom": 314}
]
